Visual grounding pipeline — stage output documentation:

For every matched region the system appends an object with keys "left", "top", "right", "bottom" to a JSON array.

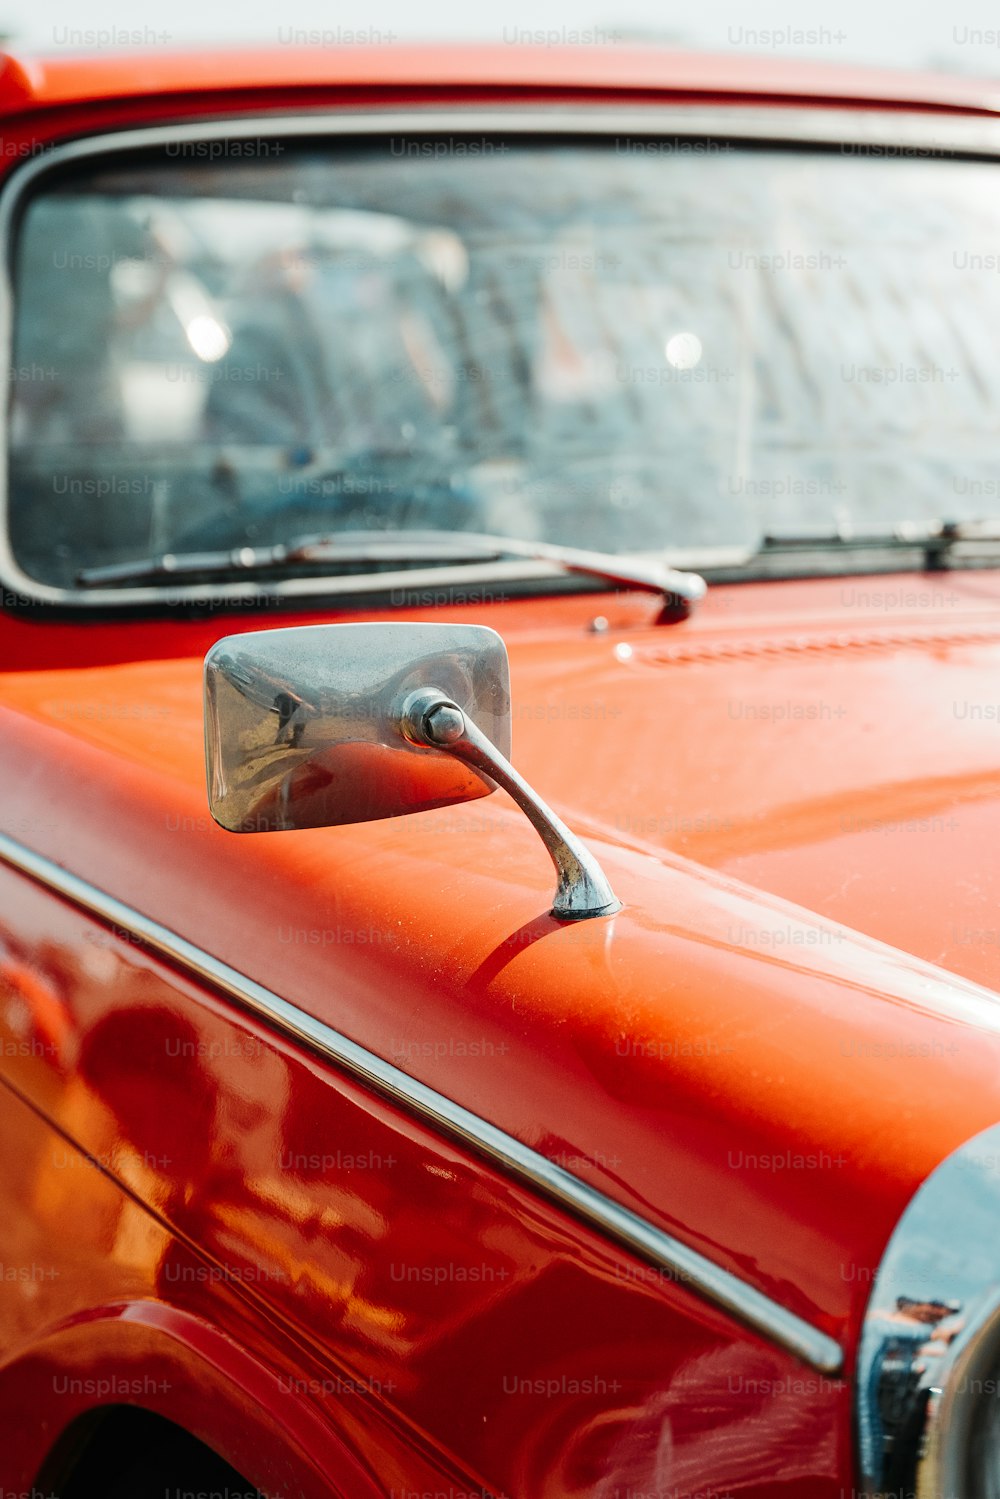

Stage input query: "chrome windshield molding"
[
  {"left": 4, "top": 104, "right": 1000, "bottom": 610},
  {"left": 0, "top": 826, "right": 841, "bottom": 1374},
  {"left": 856, "top": 1121, "right": 1000, "bottom": 1498}
]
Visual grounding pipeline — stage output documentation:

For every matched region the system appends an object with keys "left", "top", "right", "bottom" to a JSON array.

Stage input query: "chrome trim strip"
[
  {"left": 4, "top": 104, "right": 1000, "bottom": 610},
  {"left": 0, "top": 826, "right": 842, "bottom": 1374}
]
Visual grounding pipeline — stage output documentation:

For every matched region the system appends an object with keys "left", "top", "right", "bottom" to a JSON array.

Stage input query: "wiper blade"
[
  {"left": 78, "top": 545, "right": 271, "bottom": 587},
  {"left": 760, "top": 518, "right": 1000, "bottom": 558},
  {"left": 76, "top": 536, "right": 500, "bottom": 586},
  {"left": 77, "top": 529, "right": 707, "bottom": 617}
]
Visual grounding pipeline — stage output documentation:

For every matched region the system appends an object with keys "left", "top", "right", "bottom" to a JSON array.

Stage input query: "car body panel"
[
  {"left": 3, "top": 577, "right": 1000, "bottom": 1350},
  {"left": 0, "top": 863, "right": 851, "bottom": 1498}
]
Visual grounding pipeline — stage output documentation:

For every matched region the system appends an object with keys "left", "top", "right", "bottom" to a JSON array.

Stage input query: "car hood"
[
  {"left": 3, "top": 571, "right": 1000, "bottom": 1364},
  {"left": 520, "top": 575, "right": 1000, "bottom": 994}
]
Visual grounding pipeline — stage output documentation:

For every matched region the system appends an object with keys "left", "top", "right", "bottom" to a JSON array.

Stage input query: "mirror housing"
[{"left": 205, "top": 622, "right": 509, "bottom": 832}]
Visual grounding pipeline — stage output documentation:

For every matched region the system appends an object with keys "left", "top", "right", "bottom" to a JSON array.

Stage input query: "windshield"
[{"left": 8, "top": 133, "right": 1000, "bottom": 591}]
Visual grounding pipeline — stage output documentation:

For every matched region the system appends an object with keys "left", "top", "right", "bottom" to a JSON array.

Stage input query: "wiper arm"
[
  {"left": 77, "top": 529, "right": 707, "bottom": 618},
  {"left": 409, "top": 530, "right": 706, "bottom": 617},
  {"left": 760, "top": 517, "right": 1000, "bottom": 563}
]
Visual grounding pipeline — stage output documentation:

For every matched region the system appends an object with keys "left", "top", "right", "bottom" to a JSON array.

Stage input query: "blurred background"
[{"left": 1, "top": 0, "right": 1000, "bottom": 75}]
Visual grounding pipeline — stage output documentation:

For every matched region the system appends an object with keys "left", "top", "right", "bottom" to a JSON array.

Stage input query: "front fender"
[{"left": 0, "top": 1299, "right": 382, "bottom": 1497}]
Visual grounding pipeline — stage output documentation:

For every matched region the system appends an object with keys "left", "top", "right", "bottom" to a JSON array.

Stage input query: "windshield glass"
[{"left": 8, "top": 135, "right": 1000, "bottom": 590}]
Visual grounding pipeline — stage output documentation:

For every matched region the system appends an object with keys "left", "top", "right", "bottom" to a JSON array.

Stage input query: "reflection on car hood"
[
  {"left": 514, "top": 579, "right": 1000, "bottom": 992},
  {"left": 4, "top": 569, "right": 1000, "bottom": 1360}
]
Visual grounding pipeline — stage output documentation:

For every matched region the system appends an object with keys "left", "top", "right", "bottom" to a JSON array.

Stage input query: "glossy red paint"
[
  {"left": 1, "top": 43, "right": 999, "bottom": 117},
  {"left": 4, "top": 572, "right": 1000, "bottom": 1490},
  {"left": 0, "top": 44, "right": 996, "bottom": 1498},
  {"left": 0, "top": 863, "right": 855, "bottom": 1497}
]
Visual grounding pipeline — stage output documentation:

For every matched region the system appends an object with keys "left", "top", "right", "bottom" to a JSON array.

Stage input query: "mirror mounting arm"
[{"left": 398, "top": 688, "right": 622, "bottom": 922}]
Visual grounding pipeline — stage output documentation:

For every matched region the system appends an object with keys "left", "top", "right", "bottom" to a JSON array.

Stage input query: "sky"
[{"left": 2, "top": 0, "right": 1000, "bottom": 76}]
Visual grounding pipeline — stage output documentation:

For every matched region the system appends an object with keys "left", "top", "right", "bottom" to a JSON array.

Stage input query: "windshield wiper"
[
  {"left": 77, "top": 528, "right": 707, "bottom": 618},
  {"left": 759, "top": 518, "right": 1000, "bottom": 565}
]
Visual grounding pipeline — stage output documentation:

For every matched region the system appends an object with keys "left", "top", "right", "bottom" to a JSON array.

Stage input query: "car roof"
[{"left": 1, "top": 44, "right": 999, "bottom": 119}]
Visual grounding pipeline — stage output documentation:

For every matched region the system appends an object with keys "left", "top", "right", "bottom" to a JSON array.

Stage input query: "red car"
[{"left": 1, "top": 41, "right": 999, "bottom": 1499}]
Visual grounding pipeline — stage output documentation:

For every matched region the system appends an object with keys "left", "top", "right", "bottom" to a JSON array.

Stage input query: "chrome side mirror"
[{"left": 204, "top": 622, "right": 620, "bottom": 920}]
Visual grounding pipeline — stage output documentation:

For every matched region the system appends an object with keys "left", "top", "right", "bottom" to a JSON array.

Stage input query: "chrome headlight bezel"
[
  {"left": 857, "top": 1122, "right": 1000, "bottom": 1499},
  {"left": 932, "top": 1293, "right": 1000, "bottom": 1499}
]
